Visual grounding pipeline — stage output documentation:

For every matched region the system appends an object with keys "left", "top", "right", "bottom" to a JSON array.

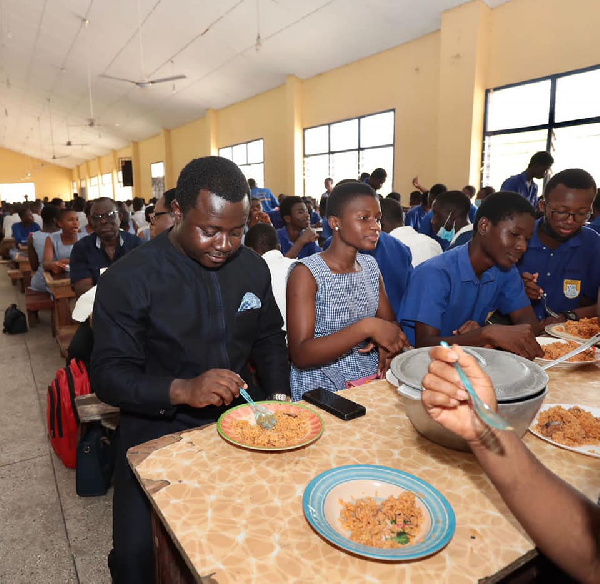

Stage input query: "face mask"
[
  {"left": 436, "top": 214, "right": 455, "bottom": 243},
  {"left": 474, "top": 200, "right": 482, "bottom": 208}
]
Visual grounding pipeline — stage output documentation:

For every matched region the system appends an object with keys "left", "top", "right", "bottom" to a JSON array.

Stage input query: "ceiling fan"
[{"left": 99, "top": 0, "right": 186, "bottom": 88}]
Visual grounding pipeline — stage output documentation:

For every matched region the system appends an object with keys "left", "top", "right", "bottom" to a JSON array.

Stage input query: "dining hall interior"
[{"left": 1, "top": 0, "right": 599, "bottom": 582}]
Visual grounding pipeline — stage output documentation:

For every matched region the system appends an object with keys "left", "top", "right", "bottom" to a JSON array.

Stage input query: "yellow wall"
[
  {"left": 217, "top": 85, "right": 288, "bottom": 194},
  {"left": 61, "top": 0, "right": 600, "bottom": 204},
  {"left": 0, "top": 147, "right": 72, "bottom": 201}
]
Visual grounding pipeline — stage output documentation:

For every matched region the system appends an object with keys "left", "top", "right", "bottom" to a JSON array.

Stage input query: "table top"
[
  {"left": 129, "top": 365, "right": 600, "bottom": 584},
  {"left": 43, "top": 270, "right": 75, "bottom": 298}
]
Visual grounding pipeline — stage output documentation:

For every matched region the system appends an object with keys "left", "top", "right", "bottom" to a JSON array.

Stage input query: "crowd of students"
[{"left": 2, "top": 153, "right": 599, "bottom": 583}]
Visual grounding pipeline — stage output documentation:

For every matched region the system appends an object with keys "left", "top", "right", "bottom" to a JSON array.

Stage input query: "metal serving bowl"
[{"left": 390, "top": 347, "right": 549, "bottom": 452}]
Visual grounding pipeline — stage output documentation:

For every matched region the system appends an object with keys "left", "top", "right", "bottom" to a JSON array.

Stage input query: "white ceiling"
[{"left": 0, "top": 0, "right": 511, "bottom": 169}]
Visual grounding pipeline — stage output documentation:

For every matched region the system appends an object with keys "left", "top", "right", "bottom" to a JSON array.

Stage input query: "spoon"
[
  {"left": 440, "top": 341, "right": 513, "bottom": 431},
  {"left": 239, "top": 388, "right": 277, "bottom": 430}
]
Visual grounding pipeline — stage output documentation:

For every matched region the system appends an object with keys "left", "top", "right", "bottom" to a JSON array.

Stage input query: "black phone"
[{"left": 303, "top": 388, "right": 366, "bottom": 421}]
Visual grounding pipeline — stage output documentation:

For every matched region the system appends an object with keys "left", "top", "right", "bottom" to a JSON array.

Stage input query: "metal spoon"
[
  {"left": 239, "top": 388, "right": 277, "bottom": 430},
  {"left": 440, "top": 341, "right": 513, "bottom": 431},
  {"left": 541, "top": 332, "right": 600, "bottom": 370}
]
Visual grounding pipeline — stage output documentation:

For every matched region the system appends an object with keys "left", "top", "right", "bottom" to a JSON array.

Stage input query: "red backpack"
[{"left": 47, "top": 359, "right": 92, "bottom": 468}]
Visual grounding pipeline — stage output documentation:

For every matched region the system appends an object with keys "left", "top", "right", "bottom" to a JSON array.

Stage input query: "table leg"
[
  {"left": 151, "top": 506, "right": 197, "bottom": 584},
  {"left": 54, "top": 297, "right": 74, "bottom": 334}
]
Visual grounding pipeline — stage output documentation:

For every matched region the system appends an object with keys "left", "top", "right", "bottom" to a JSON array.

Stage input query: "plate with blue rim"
[{"left": 302, "top": 464, "right": 455, "bottom": 561}]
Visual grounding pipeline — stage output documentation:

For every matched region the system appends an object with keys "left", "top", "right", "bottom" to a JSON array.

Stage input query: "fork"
[
  {"left": 239, "top": 388, "right": 277, "bottom": 430},
  {"left": 440, "top": 341, "right": 513, "bottom": 431},
  {"left": 541, "top": 292, "right": 560, "bottom": 318}
]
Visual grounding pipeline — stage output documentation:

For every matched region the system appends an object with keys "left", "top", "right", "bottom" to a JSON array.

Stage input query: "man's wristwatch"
[
  {"left": 269, "top": 393, "right": 292, "bottom": 402},
  {"left": 562, "top": 311, "right": 579, "bottom": 321}
]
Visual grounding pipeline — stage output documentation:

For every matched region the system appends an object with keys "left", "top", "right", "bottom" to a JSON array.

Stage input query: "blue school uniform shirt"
[
  {"left": 501, "top": 172, "right": 538, "bottom": 206},
  {"left": 418, "top": 211, "right": 448, "bottom": 250},
  {"left": 468, "top": 204, "right": 478, "bottom": 223},
  {"left": 277, "top": 227, "right": 321, "bottom": 259},
  {"left": 405, "top": 205, "right": 427, "bottom": 231},
  {"left": 268, "top": 209, "right": 284, "bottom": 229},
  {"left": 251, "top": 187, "right": 279, "bottom": 213},
  {"left": 517, "top": 219, "right": 600, "bottom": 319},
  {"left": 400, "top": 244, "right": 529, "bottom": 345},
  {"left": 11, "top": 221, "right": 40, "bottom": 245},
  {"left": 322, "top": 231, "right": 413, "bottom": 320},
  {"left": 587, "top": 217, "right": 600, "bottom": 235}
]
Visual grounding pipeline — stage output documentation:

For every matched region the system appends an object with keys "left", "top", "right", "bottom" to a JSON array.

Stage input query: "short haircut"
[
  {"left": 58, "top": 208, "right": 77, "bottom": 222},
  {"left": 144, "top": 205, "right": 155, "bottom": 223},
  {"left": 163, "top": 188, "right": 177, "bottom": 208},
  {"left": 176, "top": 156, "right": 250, "bottom": 214},
  {"left": 434, "top": 190, "right": 471, "bottom": 217},
  {"left": 462, "top": 185, "right": 476, "bottom": 197},
  {"left": 91, "top": 197, "right": 116, "bottom": 211},
  {"left": 245, "top": 223, "right": 279, "bottom": 253},
  {"left": 17, "top": 208, "right": 30, "bottom": 219},
  {"left": 84, "top": 200, "right": 93, "bottom": 217},
  {"left": 280, "top": 195, "right": 304, "bottom": 220},
  {"left": 248, "top": 178, "right": 256, "bottom": 189},
  {"left": 359, "top": 172, "right": 370, "bottom": 181},
  {"left": 409, "top": 190, "right": 422, "bottom": 205},
  {"left": 529, "top": 151, "right": 554, "bottom": 167},
  {"left": 474, "top": 191, "right": 535, "bottom": 232},
  {"left": 371, "top": 168, "right": 387, "bottom": 180},
  {"left": 543, "top": 168, "right": 597, "bottom": 201},
  {"left": 429, "top": 183, "right": 448, "bottom": 198},
  {"left": 50, "top": 197, "right": 63, "bottom": 206},
  {"left": 325, "top": 177, "right": 333, "bottom": 183},
  {"left": 593, "top": 191, "right": 600, "bottom": 211},
  {"left": 480, "top": 186, "right": 496, "bottom": 198},
  {"left": 386, "top": 192, "right": 402, "bottom": 202},
  {"left": 132, "top": 197, "right": 145, "bottom": 212},
  {"left": 327, "top": 181, "right": 377, "bottom": 218},
  {"left": 380, "top": 197, "right": 404, "bottom": 225},
  {"left": 41, "top": 204, "right": 60, "bottom": 225}
]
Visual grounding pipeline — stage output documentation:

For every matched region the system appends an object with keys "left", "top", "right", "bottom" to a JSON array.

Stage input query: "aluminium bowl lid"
[{"left": 390, "top": 346, "right": 549, "bottom": 402}]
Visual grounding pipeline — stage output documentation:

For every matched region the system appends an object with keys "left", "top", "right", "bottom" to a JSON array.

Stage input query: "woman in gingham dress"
[{"left": 287, "top": 182, "right": 409, "bottom": 401}]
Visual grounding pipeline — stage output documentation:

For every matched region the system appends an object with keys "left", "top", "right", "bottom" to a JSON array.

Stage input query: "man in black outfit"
[{"left": 91, "top": 157, "right": 290, "bottom": 583}]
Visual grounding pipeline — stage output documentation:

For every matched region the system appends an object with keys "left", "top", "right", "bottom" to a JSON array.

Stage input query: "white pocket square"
[{"left": 238, "top": 292, "right": 261, "bottom": 312}]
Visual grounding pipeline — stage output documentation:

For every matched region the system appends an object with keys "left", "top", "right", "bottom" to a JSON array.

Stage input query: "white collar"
[{"left": 450, "top": 223, "right": 473, "bottom": 245}]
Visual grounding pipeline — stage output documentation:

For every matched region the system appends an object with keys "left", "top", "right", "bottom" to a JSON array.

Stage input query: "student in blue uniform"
[
  {"left": 405, "top": 191, "right": 429, "bottom": 231},
  {"left": 400, "top": 191, "right": 543, "bottom": 359},
  {"left": 518, "top": 168, "right": 600, "bottom": 323},
  {"left": 248, "top": 178, "right": 279, "bottom": 212},
  {"left": 417, "top": 183, "right": 449, "bottom": 249},
  {"left": 586, "top": 191, "right": 600, "bottom": 234},
  {"left": 501, "top": 151, "right": 554, "bottom": 207},
  {"left": 276, "top": 196, "right": 321, "bottom": 259},
  {"left": 429, "top": 190, "right": 473, "bottom": 250}
]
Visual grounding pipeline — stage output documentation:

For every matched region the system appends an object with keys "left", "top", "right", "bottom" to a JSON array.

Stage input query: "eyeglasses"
[
  {"left": 149, "top": 211, "right": 172, "bottom": 224},
  {"left": 90, "top": 210, "right": 118, "bottom": 222},
  {"left": 549, "top": 209, "right": 591, "bottom": 223}
]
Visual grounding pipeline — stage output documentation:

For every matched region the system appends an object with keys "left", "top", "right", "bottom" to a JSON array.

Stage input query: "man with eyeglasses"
[
  {"left": 518, "top": 168, "right": 600, "bottom": 323},
  {"left": 149, "top": 188, "right": 177, "bottom": 238},
  {"left": 70, "top": 197, "right": 142, "bottom": 297}
]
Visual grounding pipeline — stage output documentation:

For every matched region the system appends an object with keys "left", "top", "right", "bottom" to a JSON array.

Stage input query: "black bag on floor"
[
  {"left": 3, "top": 304, "right": 27, "bottom": 334},
  {"left": 76, "top": 422, "right": 117, "bottom": 497}
]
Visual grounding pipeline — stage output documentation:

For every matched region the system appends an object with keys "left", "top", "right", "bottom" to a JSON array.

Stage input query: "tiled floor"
[{"left": 0, "top": 271, "right": 112, "bottom": 584}]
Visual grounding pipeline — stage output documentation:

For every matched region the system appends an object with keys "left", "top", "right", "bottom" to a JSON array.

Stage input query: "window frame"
[
  {"left": 218, "top": 138, "right": 264, "bottom": 185},
  {"left": 303, "top": 109, "right": 396, "bottom": 195},
  {"left": 481, "top": 64, "right": 600, "bottom": 188}
]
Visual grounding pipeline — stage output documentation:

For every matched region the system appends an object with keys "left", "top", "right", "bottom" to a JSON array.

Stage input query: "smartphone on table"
[{"left": 302, "top": 388, "right": 366, "bottom": 421}]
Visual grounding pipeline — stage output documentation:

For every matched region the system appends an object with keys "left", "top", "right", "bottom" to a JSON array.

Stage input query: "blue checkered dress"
[{"left": 290, "top": 253, "right": 380, "bottom": 401}]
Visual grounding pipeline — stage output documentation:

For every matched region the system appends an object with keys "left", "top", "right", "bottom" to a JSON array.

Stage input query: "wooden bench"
[
  {"left": 75, "top": 394, "right": 120, "bottom": 432},
  {"left": 7, "top": 268, "right": 23, "bottom": 290},
  {"left": 0, "top": 238, "right": 15, "bottom": 259},
  {"left": 25, "top": 289, "right": 55, "bottom": 326}
]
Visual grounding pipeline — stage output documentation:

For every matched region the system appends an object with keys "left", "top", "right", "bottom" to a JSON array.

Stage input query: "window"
[
  {"left": 219, "top": 139, "right": 264, "bottom": 187},
  {"left": 115, "top": 171, "right": 132, "bottom": 202},
  {"left": 303, "top": 110, "right": 395, "bottom": 197},
  {"left": 88, "top": 176, "right": 100, "bottom": 199},
  {"left": 100, "top": 173, "right": 113, "bottom": 198},
  {"left": 0, "top": 182, "right": 35, "bottom": 203},
  {"left": 150, "top": 162, "right": 165, "bottom": 200},
  {"left": 72, "top": 181, "right": 78, "bottom": 195},
  {"left": 482, "top": 65, "right": 600, "bottom": 190}
]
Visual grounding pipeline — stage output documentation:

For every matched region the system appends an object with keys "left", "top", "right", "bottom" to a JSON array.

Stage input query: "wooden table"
[
  {"left": 43, "top": 271, "right": 77, "bottom": 354},
  {"left": 128, "top": 366, "right": 600, "bottom": 584}
]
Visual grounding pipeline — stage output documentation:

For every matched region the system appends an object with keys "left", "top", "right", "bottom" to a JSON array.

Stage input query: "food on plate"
[
  {"left": 541, "top": 340, "right": 595, "bottom": 362},
  {"left": 231, "top": 409, "right": 310, "bottom": 447},
  {"left": 563, "top": 317, "right": 600, "bottom": 339},
  {"left": 535, "top": 405, "right": 600, "bottom": 447},
  {"left": 340, "top": 492, "right": 423, "bottom": 548}
]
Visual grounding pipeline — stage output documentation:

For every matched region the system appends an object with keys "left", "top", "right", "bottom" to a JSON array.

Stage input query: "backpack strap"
[{"left": 65, "top": 365, "right": 81, "bottom": 426}]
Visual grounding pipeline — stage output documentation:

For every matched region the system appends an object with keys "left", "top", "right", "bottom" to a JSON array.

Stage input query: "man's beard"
[{"left": 539, "top": 217, "right": 581, "bottom": 243}]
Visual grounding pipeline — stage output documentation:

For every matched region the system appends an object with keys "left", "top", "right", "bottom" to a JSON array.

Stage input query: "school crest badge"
[{"left": 563, "top": 279, "right": 581, "bottom": 299}]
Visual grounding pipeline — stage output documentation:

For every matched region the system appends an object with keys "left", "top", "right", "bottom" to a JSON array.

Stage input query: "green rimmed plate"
[{"left": 217, "top": 401, "right": 324, "bottom": 451}]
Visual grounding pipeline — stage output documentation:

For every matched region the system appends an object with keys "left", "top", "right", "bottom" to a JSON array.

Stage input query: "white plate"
[
  {"left": 545, "top": 321, "right": 600, "bottom": 344},
  {"left": 535, "top": 337, "right": 599, "bottom": 370},
  {"left": 529, "top": 403, "right": 600, "bottom": 458},
  {"left": 386, "top": 368, "right": 400, "bottom": 386}
]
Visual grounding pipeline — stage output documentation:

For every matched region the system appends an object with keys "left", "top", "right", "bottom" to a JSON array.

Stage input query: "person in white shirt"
[
  {"left": 245, "top": 222, "right": 295, "bottom": 330},
  {"left": 380, "top": 198, "right": 442, "bottom": 266},
  {"left": 2, "top": 205, "right": 20, "bottom": 238},
  {"left": 30, "top": 200, "right": 43, "bottom": 229},
  {"left": 131, "top": 197, "right": 148, "bottom": 231}
]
